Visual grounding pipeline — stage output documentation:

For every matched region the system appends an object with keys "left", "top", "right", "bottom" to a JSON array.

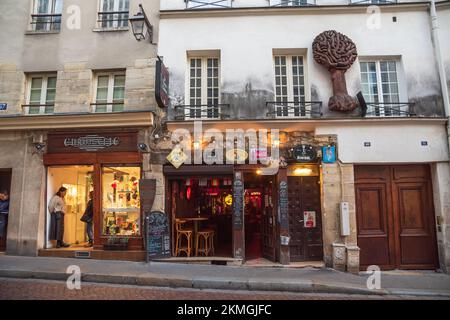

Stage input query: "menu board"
[
  {"left": 145, "top": 211, "right": 171, "bottom": 261},
  {"left": 279, "top": 181, "right": 289, "bottom": 230},
  {"left": 233, "top": 179, "right": 244, "bottom": 230}
]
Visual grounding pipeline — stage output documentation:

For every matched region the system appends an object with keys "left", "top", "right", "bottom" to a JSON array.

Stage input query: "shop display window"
[{"left": 102, "top": 166, "right": 141, "bottom": 236}]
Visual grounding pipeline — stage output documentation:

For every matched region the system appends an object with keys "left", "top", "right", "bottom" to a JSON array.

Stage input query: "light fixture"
[
  {"left": 193, "top": 140, "right": 201, "bottom": 149},
  {"left": 294, "top": 167, "right": 313, "bottom": 176},
  {"left": 272, "top": 139, "right": 280, "bottom": 147},
  {"left": 256, "top": 169, "right": 262, "bottom": 175},
  {"left": 138, "top": 143, "right": 148, "bottom": 151},
  {"left": 129, "top": 4, "right": 154, "bottom": 43}
]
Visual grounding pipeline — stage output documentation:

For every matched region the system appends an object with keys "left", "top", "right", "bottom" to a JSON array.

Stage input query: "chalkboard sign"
[
  {"left": 145, "top": 211, "right": 171, "bottom": 261},
  {"left": 233, "top": 179, "right": 244, "bottom": 230},
  {"left": 279, "top": 181, "right": 289, "bottom": 230},
  {"left": 292, "top": 144, "right": 317, "bottom": 163}
]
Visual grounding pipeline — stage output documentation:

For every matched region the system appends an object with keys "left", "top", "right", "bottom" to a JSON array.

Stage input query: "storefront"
[{"left": 43, "top": 131, "right": 144, "bottom": 252}]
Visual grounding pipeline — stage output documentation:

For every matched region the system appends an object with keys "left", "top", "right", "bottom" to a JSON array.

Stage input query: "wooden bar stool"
[
  {"left": 196, "top": 229, "right": 215, "bottom": 257},
  {"left": 175, "top": 219, "right": 193, "bottom": 257}
]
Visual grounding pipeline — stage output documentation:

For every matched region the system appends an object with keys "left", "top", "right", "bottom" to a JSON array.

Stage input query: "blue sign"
[
  {"left": 0, "top": 103, "right": 7, "bottom": 111},
  {"left": 322, "top": 146, "right": 336, "bottom": 163}
]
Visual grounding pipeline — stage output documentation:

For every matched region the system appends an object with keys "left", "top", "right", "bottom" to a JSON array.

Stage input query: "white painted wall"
[
  {"left": 315, "top": 121, "right": 450, "bottom": 163},
  {"left": 158, "top": 5, "right": 445, "bottom": 116}
]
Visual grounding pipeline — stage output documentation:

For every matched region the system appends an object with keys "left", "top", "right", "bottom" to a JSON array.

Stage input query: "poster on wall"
[
  {"left": 304, "top": 211, "right": 316, "bottom": 228},
  {"left": 322, "top": 146, "right": 336, "bottom": 163}
]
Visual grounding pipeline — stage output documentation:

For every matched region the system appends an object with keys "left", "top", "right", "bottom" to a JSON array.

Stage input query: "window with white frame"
[
  {"left": 98, "top": 0, "right": 130, "bottom": 29},
  {"left": 274, "top": 55, "right": 306, "bottom": 117},
  {"left": 187, "top": 57, "right": 220, "bottom": 119},
  {"left": 26, "top": 74, "right": 57, "bottom": 115},
  {"left": 94, "top": 72, "right": 125, "bottom": 113},
  {"left": 31, "top": 0, "right": 62, "bottom": 31},
  {"left": 360, "top": 60, "right": 402, "bottom": 116}
]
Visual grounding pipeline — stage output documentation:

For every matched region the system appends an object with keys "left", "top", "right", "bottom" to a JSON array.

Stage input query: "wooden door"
[
  {"left": 355, "top": 165, "right": 438, "bottom": 270},
  {"left": 262, "top": 179, "right": 276, "bottom": 261},
  {"left": 288, "top": 176, "right": 323, "bottom": 262}
]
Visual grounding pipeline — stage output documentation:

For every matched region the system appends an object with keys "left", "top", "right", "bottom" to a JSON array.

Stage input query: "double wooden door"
[
  {"left": 355, "top": 165, "right": 438, "bottom": 270},
  {"left": 288, "top": 176, "right": 323, "bottom": 262}
]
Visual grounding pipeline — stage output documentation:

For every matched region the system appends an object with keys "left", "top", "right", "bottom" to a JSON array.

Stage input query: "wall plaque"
[
  {"left": 292, "top": 145, "right": 317, "bottom": 163},
  {"left": 233, "top": 179, "right": 244, "bottom": 230}
]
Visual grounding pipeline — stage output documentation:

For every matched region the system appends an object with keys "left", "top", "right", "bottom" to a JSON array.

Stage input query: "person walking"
[
  {"left": 0, "top": 190, "right": 10, "bottom": 239},
  {"left": 81, "top": 191, "right": 94, "bottom": 247},
  {"left": 48, "top": 187, "right": 69, "bottom": 248}
]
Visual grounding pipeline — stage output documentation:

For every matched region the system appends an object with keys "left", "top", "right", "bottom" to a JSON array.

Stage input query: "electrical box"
[{"left": 340, "top": 202, "right": 350, "bottom": 236}]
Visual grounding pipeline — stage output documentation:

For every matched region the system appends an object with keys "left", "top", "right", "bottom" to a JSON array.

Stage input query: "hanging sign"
[
  {"left": 145, "top": 211, "right": 171, "bottom": 261},
  {"left": 292, "top": 144, "right": 317, "bottom": 163},
  {"left": 304, "top": 211, "right": 317, "bottom": 228},
  {"left": 322, "top": 146, "right": 336, "bottom": 163},
  {"left": 155, "top": 58, "right": 170, "bottom": 109}
]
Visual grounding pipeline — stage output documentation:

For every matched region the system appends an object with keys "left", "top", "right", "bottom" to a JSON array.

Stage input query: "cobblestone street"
[{"left": 0, "top": 277, "right": 442, "bottom": 300}]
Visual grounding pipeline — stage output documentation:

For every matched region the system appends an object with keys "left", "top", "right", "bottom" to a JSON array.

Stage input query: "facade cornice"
[
  {"left": 166, "top": 117, "right": 448, "bottom": 132},
  {"left": 160, "top": 2, "right": 431, "bottom": 18},
  {"left": 0, "top": 111, "right": 154, "bottom": 131},
  {"left": 436, "top": 0, "right": 450, "bottom": 9}
]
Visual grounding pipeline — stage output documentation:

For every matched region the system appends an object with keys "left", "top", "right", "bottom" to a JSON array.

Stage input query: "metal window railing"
[
  {"left": 22, "top": 104, "right": 55, "bottom": 115},
  {"left": 90, "top": 102, "right": 125, "bottom": 113},
  {"left": 97, "top": 11, "right": 129, "bottom": 28},
  {"left": 266, "top": 101, "right": 323, "bottom": 118},
  {"left": 362, "top": 102, "right": 415, "bottom": 117},
  {"left": 349, "top": 0, "right": 397, "bottom": 5},
  {"left": 270, "top": 0, "right": 317, "bottom": 7},
  {"left": 173, "top": 104, "right": 231, "bottom": 120},
  {"left": 185, "top": 0, "right": 233, "bottom": 9},
  {"left": 30, "top": 13, "right": 62, "bottom": 32}
]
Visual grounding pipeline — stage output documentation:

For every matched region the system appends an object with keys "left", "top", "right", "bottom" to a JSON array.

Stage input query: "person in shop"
[
  {"left": 48, "top": 187, "right": 70, "bottom": 248},
  {"left": 0, "top": 190, "right": 10, "bottom": 238},
  {"left": 80, "top": 191, "right": 94, "bottom": 247}
]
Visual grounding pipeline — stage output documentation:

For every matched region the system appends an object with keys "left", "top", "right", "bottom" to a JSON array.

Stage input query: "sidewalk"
[{"left": 1, "top": 254, "right": 449, "bottom": 298}]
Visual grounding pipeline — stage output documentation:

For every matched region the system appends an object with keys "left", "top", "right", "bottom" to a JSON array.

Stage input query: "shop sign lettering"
[{"left": 63, "top": 135, "right": 120, "bottom": 152}]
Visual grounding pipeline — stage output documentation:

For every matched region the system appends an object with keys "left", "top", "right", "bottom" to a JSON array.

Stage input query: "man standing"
[
  {"left": 48, "top": 187, "right": 70, "bottom": 248},
  {"left": 0, "top": 190, "right": 9, "bottom": 242}
]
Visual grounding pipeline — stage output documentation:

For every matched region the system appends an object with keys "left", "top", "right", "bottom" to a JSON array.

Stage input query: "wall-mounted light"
[
  {"left": 193, "top": 140, "right": 201, "bottom": 149},
  {"left": 138, "top": 143, "right": 148, "bottom": 152},
  {"left": 256, "top": 169, "right": 262, "bottom": 175},
  {"left": 129, "top": 4, "right": 154, "bottom": 43},
  {"left": 294, "top": 167, "right": 313, "bottom": 176}
]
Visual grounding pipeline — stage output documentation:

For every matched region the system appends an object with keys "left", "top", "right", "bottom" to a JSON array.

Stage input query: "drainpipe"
[{"left": 430, "top": 0, "right": 450, "bottom": 146}]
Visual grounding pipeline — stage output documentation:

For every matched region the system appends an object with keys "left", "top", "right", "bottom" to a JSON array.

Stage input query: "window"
[
  {"left": 98, "top": 0, "right": 130, "bottom": 29},
  {"left": 26, "top": 74, "right": 57, "bottom": 114},
  {"left": 187, "top": 57, "right": 220, "bottom": 119},
  {"left": 274, "top": 55, "right": 306, "bottom": 117},
  {"left": 186, "top": 0, "right": 233, "bottom": 9},
  {"left": 280, "top": 0, "right": 308, "bottom": 6},
  {"left": 94, "top": 72, "right": 125, "bottom": 113},
  {"left": 31, "top": 0, "right": 62, "bottom": 31},
  {"left": 102, "top": 166, "right": 141, "bottom": 236},
  {"left": 360, "top": 60, "right": 401, "bottom": 116}
]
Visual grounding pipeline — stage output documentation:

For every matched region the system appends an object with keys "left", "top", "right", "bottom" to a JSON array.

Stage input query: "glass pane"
[
  {"left": 113, "top": 87, "right": 124, "bottom": 101},
  {"left": 102, "top": 166, "right": 141, "bottom": 236},
  {"left": 114, "top": 75, "right": 125, "bottom": 87},
  {"left": 97, "top": 76, "right": 109, "bottom": 88},
  {"left": 96, "top": 87, "right": 108, "bottom": 101},
  {"left": 112, "top": 104, "right": 124, "bottom": 112}
]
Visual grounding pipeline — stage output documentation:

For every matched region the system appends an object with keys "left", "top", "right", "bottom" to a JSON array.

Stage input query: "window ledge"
[
  {"left": 25, "top": 30, "right": 60, "bottom": 35},
  {"left": 93, "top": 27, "right": 130, "bottom": 33}
]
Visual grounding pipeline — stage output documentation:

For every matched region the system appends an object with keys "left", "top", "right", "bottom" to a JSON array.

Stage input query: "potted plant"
[{"left": 103, "top": 236, "right": 129, "bottom": 251}]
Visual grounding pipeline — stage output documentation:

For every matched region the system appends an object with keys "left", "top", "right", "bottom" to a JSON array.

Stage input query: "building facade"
[
  {"left": 1, "top": 0, "right": 449, "bottom": 274},
  {"left": 157, "top": 0, "right": 450, "bottom": 272}
]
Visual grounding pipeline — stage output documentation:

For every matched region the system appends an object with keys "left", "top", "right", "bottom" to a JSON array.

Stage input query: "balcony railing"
[
  {"left": 271, "top": 0, "right": 317, "bottom": 7},
  {"left": 185, "top": 0, "right": 233, "bottom": 9},
  {"left": 90, "top": 102, "right": 125, "bottom": 113},
  {"left": 97, "top": 11, "right": 129, "bottom": 29},
  {"left": 22, "top": 104, "right": 55, "bottom": 115},
  {"left": 362, "top": 102, "right": 415, "bottom": 117},
  {"left": 173, "top": 104, "right": 231, "bottom": 120},
  {"left": 266, "top": 101, "right": 323, "bottom": 119},
  {"left": 30, "top": 13, "right": 62, "bottom": 32},
  {"left": 349, "top": 0, "right": 397, "bottom": 5}
]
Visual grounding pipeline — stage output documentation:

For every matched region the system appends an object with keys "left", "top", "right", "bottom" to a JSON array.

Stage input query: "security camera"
[
  {"left": 138, "top": 143, "right": 148, "bottom": 152},
  {"left": 34, "top": 143, "right": 45, "bottom": 151}
]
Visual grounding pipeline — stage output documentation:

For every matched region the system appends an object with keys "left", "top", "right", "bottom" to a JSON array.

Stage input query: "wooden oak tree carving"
[{"left": 313, "top": 30, "right": 358, "bottom": 112}]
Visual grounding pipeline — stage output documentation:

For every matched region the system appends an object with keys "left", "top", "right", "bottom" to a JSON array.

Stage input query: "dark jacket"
[
  {"left": 0, "top": 199, "right": 9, "bottom": 214},
  {"left": 81, "top": 199, "right": 93, "bottom": 223}
]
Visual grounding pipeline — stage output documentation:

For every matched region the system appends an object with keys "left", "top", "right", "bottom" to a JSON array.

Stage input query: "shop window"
[
  {"left": 102, "top": 166, "right": 141, "bottom": 236},
  {"left": 25, "top": 74, "right": 57, "bottom": 115},
  {"left": 93, "top": 72, "right": 125, "bottom": 113}
]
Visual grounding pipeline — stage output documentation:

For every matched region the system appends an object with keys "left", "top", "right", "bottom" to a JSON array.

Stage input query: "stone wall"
[
  {"left": 55, "top": 63, "right": 92, "bottom": 113},
  {"left": 0, "top": 63, "right": 25, "bottom": 115}
]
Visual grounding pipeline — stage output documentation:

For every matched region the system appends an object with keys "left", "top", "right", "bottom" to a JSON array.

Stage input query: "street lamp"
[{"left": 129, "top": 4, "right": 154, "bottom": 43}]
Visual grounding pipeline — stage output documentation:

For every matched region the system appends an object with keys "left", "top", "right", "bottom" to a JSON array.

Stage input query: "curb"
[{"left": 0, "top": 269, "right": 448, "bottom": 298}]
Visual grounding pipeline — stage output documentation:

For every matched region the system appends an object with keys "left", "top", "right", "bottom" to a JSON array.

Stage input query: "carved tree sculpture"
[{"left": 313, "top": 30, "right": 358, "bottom": 112}]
